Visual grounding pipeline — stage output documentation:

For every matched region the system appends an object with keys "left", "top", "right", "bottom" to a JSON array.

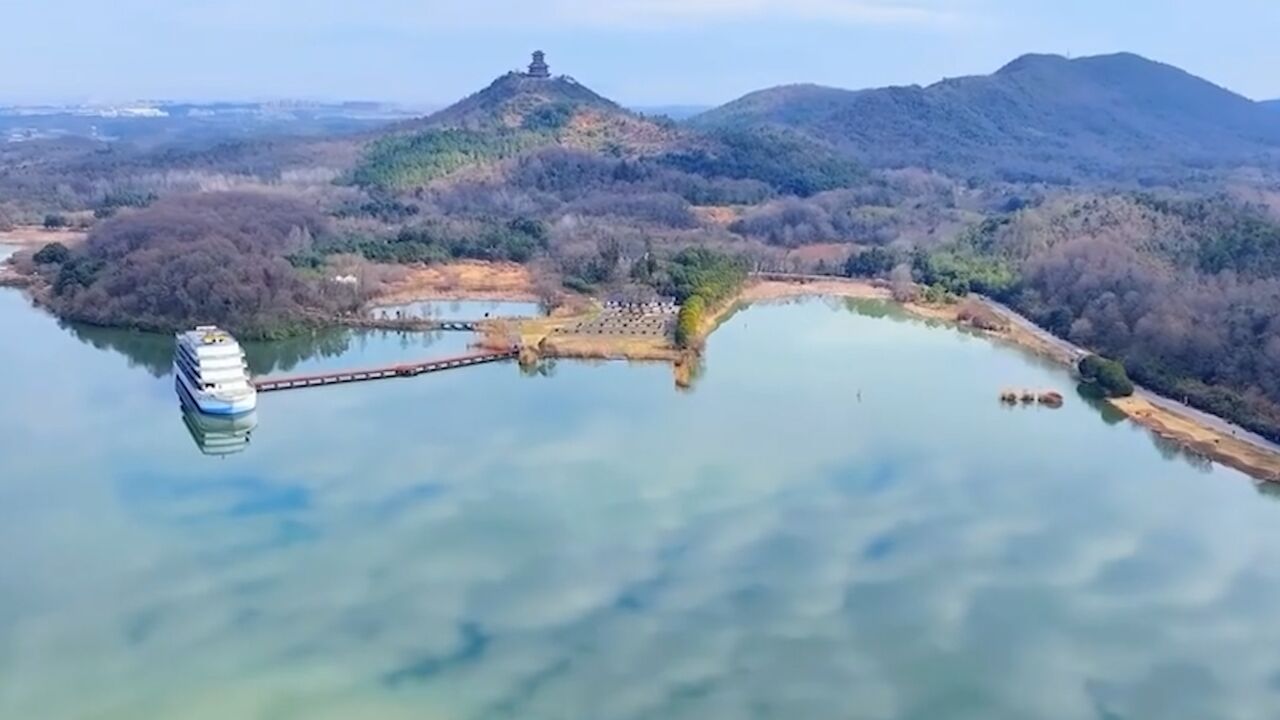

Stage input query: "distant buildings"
[{"left": 527, "top": 51, "right": 550, "bottom": 78}]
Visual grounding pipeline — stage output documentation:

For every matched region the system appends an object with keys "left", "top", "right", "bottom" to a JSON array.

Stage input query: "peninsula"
[{"left": 4, "top": 50, "right": 1280, "bottom": 482}]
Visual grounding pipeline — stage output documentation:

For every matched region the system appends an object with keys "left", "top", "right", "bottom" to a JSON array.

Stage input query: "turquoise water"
[
  {"left": 64, "top": 321, "right": 481, "bottom": 380},
  {"left": 371, "top": 299, "right": 542, "bottom": 322},
  {"left": 2, "top": 289, "right": 1280, "bottom": 719}
]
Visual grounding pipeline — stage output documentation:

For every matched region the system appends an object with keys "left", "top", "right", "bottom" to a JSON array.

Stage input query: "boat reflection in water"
[{"left": 179, "top": 399, "right": 258, "bottom": 457}]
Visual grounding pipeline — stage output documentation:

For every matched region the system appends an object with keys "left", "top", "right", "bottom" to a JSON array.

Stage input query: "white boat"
[{"left": 173, "top": 326, "right": 257, "bottom": 416}]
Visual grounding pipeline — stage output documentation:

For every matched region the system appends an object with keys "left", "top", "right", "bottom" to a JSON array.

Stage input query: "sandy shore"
[
  {"left": 1111, "top": 396, "right": 1280, "bottom": 482},
  {"left": 0, "top": 266, "right": 28, "bottom": 287}
]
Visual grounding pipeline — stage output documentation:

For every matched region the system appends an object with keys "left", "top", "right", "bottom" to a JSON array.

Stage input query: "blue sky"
[{"left": 5, "top": 0, "right": 1279, "bottom": 105}]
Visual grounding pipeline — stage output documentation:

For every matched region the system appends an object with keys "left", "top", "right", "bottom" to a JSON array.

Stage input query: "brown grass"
[
  {"left": 692, "top": 206, "right": 740, "bottom": 226},
  {"left": 1038, "top": 391, "right": 1065, "bottom": 407},
  {"left": 539, "top": 334, "right": 682, "bottom": 362},
  {"left": 371, "top": 261, "right": 538, "bottom": 303},
  {"left": 786, "top": 244, "right": 855, "bottom": 265},
  {"left": 0, "top": 227, "right": 88, "bottom": 247},
  {"left": 738, "top": 278, "right": 891, "bottom": 304}
]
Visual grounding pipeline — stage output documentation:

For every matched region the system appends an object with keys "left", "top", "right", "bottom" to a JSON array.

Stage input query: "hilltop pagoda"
[{"left": 527, "top": 51, "right": 550, "bottom": 78}]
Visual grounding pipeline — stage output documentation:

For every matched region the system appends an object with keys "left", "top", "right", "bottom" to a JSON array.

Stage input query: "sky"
[{"left": 3, "top": 0, "right": 1279, "bottom": 106}]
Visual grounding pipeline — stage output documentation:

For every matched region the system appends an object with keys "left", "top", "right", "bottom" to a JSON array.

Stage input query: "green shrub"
[
  {"left": 522, "top": 104, "right": 574, "bottom": 131},
  {"left": 561, "top": 276, "right": 595, "bottom": 295},
  {"left": 845, "top": 247, "right": 897, "bottom": 278},
  {"left": 1079, "top": 354, "right": 1135, "bottom": 398},
  {"left": 33, "top": 242, "right": 70, "bottom": 265},
  {"left": 353, "top": 129, "right": 546, "bottom": 190},
  {"left": 675, "top": 295, "right": 706, "bottom": 348},
  {"left": 665, "top": 249, "right": 747, "bottom": 348},
  {"left": 312, "top": 218, "right": 548, "bottom": 265},
  {"left": 913, "top": 247, "right": 1018, "bottom": 299},
  {"left": 661, "top": 127, "right": 861, "bottom": 197},
  {"left": 665, "top": 247, "right": 748, "bottom": 304}
]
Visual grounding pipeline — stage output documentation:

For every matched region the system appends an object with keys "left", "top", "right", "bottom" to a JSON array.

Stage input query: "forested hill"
[
  {"left": 351, "top": 67, "right": 699, "bottom": 191},
  {"left": 351, "top": 63, "right": 862, "bottom": 195},
  {"left": 691, "top": 53, "right": 1280, "bottom": 183},
  {"left": 413, "top": 72, "right": 628, "bottom": 130}
]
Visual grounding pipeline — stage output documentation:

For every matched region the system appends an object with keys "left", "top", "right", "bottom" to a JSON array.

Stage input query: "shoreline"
[
  {"left": 7, "top": 248, "right": 1278, "bottom": 482},
  {"left": 733, "top": 277, "right": 1280, "bottom": 484}
]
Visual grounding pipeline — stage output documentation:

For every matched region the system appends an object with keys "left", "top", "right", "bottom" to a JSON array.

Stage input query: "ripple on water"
[{"left": 1, "top": 293, "right": 1279, "bottom": 720}]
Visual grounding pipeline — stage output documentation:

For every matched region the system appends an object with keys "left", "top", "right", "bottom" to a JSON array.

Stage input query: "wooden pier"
[
  {"left": 253, "top": 349, "right": 517, "bottom": 393},
  {"left": 343, "top": 318, "right": 481, "bottom": 332}
]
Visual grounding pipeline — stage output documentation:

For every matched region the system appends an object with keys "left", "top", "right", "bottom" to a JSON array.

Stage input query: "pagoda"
[{"left": 527, "top": 51, "right": 550, "bottom": 78}]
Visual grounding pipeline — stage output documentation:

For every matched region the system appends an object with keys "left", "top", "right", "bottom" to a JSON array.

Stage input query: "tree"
[
  {"left": 1079, "top": 355, "right": 1135, "bottom": 398},
  {"left": 675, "top": 295, "right": 706, "bottom": 348},
  {"left": 32, "top": 242, "right": 70, "bottom": 265},
  {"left": 43, "top": 213, "right": 69, "bottom": 229},
  {"left": 844, "top": 247, "right": 896, "bottom": 278},
  {"left": 889, "top": 264, "right": 917, "bottom": 302},
  {"left": 45, "top": 192, "right": 335, "bottom": 338}
]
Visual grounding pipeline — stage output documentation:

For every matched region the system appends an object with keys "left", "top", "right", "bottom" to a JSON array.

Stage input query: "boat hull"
[{"left": 175, "top": 372, "right": 258, "bottom": 416}]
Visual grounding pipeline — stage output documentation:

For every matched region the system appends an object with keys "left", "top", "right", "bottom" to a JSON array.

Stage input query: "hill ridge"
[
  {"left": 691, "top": 52, "right": 1280, "bottom": 182},
  {"left": 418, "top": 70, "right": 627, "bottom": 131}
]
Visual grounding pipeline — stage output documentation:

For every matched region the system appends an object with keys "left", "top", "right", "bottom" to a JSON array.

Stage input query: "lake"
[
  {"left": 370, "top": 299, "right": 542, "bottom": 322},
  {"left": 3, "top": 289, "right": 1280, "bottom": 720}
]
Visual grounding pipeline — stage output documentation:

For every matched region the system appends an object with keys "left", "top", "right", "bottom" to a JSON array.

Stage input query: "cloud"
[
  {"left": 541, "top": 0, "right": 960, "bottom": 28},
  {"left": 165, "top": 0, "right": 961, "bottom": 33},
  {"left": 10, "top": 298, "right": 1280, "bottom": 719}
]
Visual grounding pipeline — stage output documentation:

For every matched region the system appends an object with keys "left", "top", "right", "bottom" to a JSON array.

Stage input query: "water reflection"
[
  {"left": 1149, "top": 431, "right": 1215, "bottom": 472},
  {"left": 61, "top": 321, "right": 482, "bottom": 379},
  {"left": 241, "top": 328, "right": 355, "bottom": 375},
  {"left": 8, "top": 292, "right": 1280, "bottom": 719},
  {"left": 371, "top": 299, "right": 542, "bottom": 322},
  {"left": 180, "top": 402, "right": 258, "bottom": 457},
  {"left": 1076, "top": 381, "right": 1128, "bottom": 425},
  {"left": 518, "top": 356, "right": 559, "bottom": 378}
]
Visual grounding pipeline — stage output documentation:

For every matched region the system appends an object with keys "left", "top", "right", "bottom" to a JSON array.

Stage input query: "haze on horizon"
[{"left": 6, "top": 0, "right": 1280, "bottom": 107}]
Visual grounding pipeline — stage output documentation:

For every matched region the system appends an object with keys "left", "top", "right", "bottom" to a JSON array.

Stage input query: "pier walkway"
[
  {"left": 254, "top": 349, "right": 517, "bottom": 393},
  {"left": 343, "top": 318, "right": 481, "bottom": 332}
]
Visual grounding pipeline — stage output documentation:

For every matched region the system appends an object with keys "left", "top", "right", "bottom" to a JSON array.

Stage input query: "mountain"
[
  {"left": 691, "top": 53, "right": 1280, "bottom": 182},
  {"left": 352, "top": 55, "right": 863, "bottom": 196},
  {"left": 354, "top": 57, "right": 694, "bottom": 190},
  {"left": 419, "top": 72, "right": 622, "bottom": 129},
  {"left": 631, "top": 105, "right": 713, "bottom": 120},
  {"left": 1264, "top": 100, "right": 1280, "bottom": 112},
  {"left": 406, "top": 59, "right": 692, "bottom": 155}
]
